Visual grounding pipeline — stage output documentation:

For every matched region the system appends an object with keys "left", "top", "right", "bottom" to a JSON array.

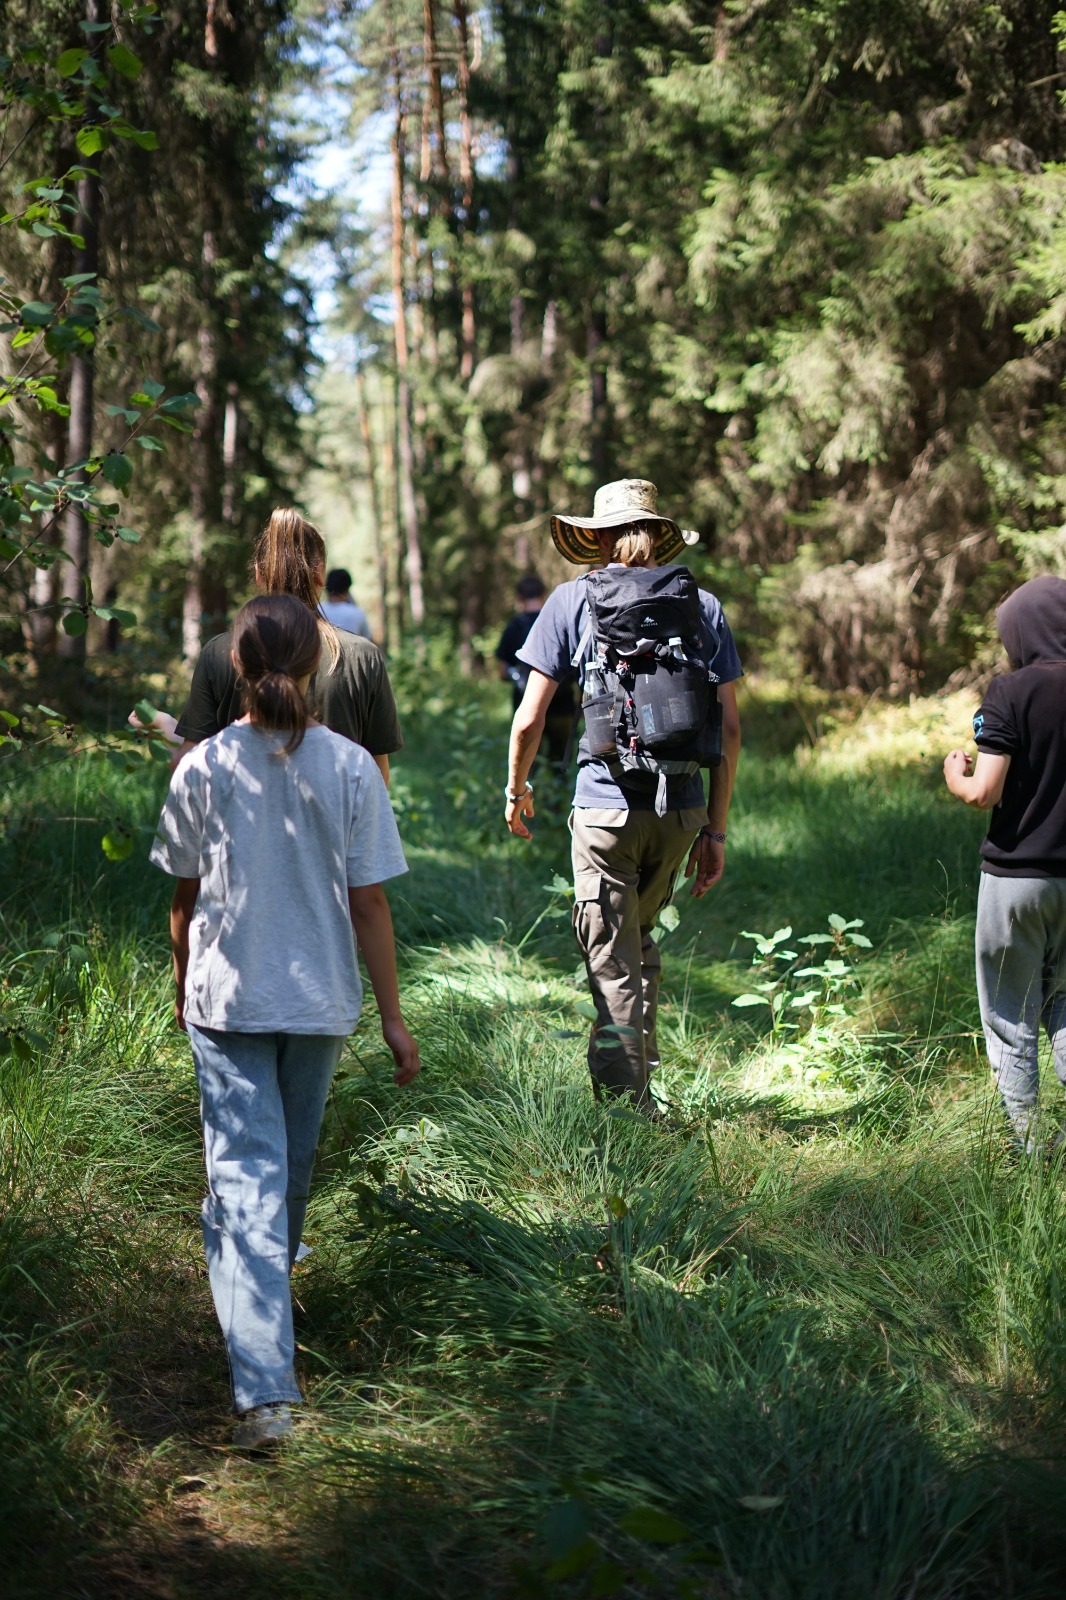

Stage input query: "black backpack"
[{"left": 572, "top": 564, "right": 722, "bottom": 815}]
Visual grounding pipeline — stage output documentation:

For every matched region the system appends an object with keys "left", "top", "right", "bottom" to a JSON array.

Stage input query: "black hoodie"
[{"left": 975, "top": 575, "right": 1066, "bottom": 876}]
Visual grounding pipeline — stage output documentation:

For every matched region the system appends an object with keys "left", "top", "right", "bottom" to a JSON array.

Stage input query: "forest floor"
[{"left": 4, "top": 670, "right": 1066, "bottom": 1599}]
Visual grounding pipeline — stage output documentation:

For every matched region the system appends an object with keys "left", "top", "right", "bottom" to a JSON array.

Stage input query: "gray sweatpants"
[
  {"left": 571, "top": 806, "right": 704, "bottom": 1105},
  {"left": 975, "top": 873, "right": 1066, "bottom": 1143}
]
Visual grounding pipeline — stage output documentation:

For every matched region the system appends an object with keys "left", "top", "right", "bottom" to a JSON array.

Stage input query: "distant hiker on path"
[
  {"left": 319, "top": 566, "right": 373, "bottom": 638},
  {"left": 495, "top": 573, "right": 578, "bottom": 771},
  {"left": 165, "top": 512, "right": 401, "bottom": 782},
  {"left": 944, "top": 574, "right": 1066, "bottom": 1154},
  {"left": 504, "top": 479, "right": 742, "bottom": 1116},
  {"left": 151, "top": 594, "right": 419, "bottom": 1449}
]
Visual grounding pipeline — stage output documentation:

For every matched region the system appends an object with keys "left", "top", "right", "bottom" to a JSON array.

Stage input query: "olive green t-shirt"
[{"left": 174, "top": 629, "right": 404, "bottom": 755}]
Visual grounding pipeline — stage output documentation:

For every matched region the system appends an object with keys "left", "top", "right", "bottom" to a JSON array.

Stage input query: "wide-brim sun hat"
[{"left": 550, "top": 478, "right": 701, "bottom": 565}]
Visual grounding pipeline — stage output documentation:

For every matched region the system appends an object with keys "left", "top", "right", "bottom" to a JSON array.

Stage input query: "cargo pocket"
[{"left": 574, "top": 869, "right": 603, "bottom": 905}]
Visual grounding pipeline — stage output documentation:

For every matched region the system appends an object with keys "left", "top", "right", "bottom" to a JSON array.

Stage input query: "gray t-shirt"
[
  {"left": 517, "top": 568, "right": 742, "bottom": 808},
  {"left": 319, "top": 598, "right": 371, "bottom": 637},
  {"left": 150, "top": 723, "right": 407, "bottom": 1035}
]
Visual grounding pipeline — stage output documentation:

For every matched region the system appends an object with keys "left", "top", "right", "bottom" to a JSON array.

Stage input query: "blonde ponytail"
[
  {"left": 253, "top": 507, "right": 340, "bottom": 672},
  {"left": 608, "top": 524, "right": 657, "bottom": 568}
]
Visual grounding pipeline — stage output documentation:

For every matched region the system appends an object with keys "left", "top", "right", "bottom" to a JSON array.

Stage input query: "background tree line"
[
  {"left": 0, "top": 0, "right": 312, "bottom": 675},
  {"left": 8, "top": 1, "right": 1066, "bottom": 691},
  {"left": 321, "top": 0, "right": 1066, "bottom": 688}
]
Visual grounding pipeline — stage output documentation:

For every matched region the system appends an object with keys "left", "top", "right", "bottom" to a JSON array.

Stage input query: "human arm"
[
  {"left": 374, "top": 753, "right": 390, "bottom": 788},
  {"left": 684, "top": 682, "right": 741, "bottom": 898},
  {"left": 943, "top": 749, "right": 1010, "bottom": 809},
  {"left": 504, "top": 670, "right": 559, "bottom": 838},
  {"left": 347, "top": 883, "right": 420, "bottom": 1084},
  {"left": 169, "top": 878, "right": 200, "bottom": 1031}
]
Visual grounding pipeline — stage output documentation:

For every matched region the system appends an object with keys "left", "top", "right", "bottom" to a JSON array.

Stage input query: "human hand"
[
  {"left": 382, "top": 1017, "right": 421, "bottom": 1085},
  {"left": 174, "top": 991, "right": 187, "bottom": 1032},
  {"left": 684, "top": 833, "right": 725, "bottom": 898},
  {"left": 505, "top": 786, "right": 535, "bottom": 839},
  {"left": 943, "top": 749, "right": 973, "bottom": 785}
]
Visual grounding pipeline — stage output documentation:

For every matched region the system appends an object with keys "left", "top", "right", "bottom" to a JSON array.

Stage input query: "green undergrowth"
[{"left": 2, "top": 677, "right": 1066, "bottom": 1596}]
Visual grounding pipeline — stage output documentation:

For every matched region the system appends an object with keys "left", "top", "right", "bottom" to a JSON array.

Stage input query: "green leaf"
[
  {"left": 116, "top": 525, "right": 141, "bottom": 543},
  {"left": 828, "top": 913, "right": 847, "bottom": 932},
  {"left": 75, "top": 126, "right": 105, "bottom": 158},
  {"left": 588, "top": 1560, "right": 625, "bottom": 1597},
  {"left": 545, "top": 1539, "right": 597, "bottom": 1581},
  {"left": 0, "top": 537, "right": 21, "bottom": 559},
  {"left": 107, "top": 43, "right": 142, "bottom": 78},
  {"left": 574, "top": 1000, "right": 598, "bottom": 1021},
  {"left": 790, "top": 990, "right": 819, "bottom": 1008},
  {"left": 847, "top": 933, "right": 872, "bottom": 948},
  {"left": 542, "top": 1498, "right": 591, "bottom": 1562},
  {"left": 100, "top": 453, "right": 132, "bottom": 490},
  {"left": 101, "top": 826, "right": 135, "bottom": 862},
  {"left": 658, "top": 903, "right": 680, "bottom": 932},
  {"left": 0, "top": 710, "right": 19, "bottom": 728},
  {"left": 607, "top": 1195, "right": 628, "bottom": 1218},
  {"left": 737, "top": 1495, "right": 784, "bottom": 1512},
  {"left": 57, "top": 47, "right": 88, "bottom": 75},
  {"left": 19, "top": 300, "right": 55, "bottom": 326},
  {"left": 114, "top": 125, "right": 157, "bottom": 150},
  {"left": 134, "top": 378, "right": 165, "bottom": 402},
  {"left": 106, "top": 405, "right": 140, "bottom": 424},
  {"left": 618, "top": 1507, "right": 691, "bottom": 1543},
  {"left": 61, "top": 609, "right": 87, "bottom": 637},
  {"left": 732, "top": 994, "right": 768, "bottom": 1007},
  {"left": 134, "top": 699, "right": 158, "bottom": 726},
  {"left": 158, "top": 391, "right": 200, "bottom": 412},
  {"left": 134, "top": 435, "right": 163, "bottom": 451},
  {"left": 91, "top": 605, "right": 136, "bottom": 626}
]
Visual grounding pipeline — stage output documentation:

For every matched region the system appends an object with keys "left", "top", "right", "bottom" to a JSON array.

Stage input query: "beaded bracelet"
[{"left": 699, "top": 828, "right": 726, "bottom": 843}]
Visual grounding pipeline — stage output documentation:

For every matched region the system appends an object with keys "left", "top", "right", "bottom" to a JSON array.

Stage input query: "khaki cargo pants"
[{"left": 570, "top": 806, "right": 705, "bottom": 1106}]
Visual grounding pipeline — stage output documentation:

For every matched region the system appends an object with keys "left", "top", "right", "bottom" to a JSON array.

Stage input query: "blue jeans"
[{"left": 187, "top": 1026, "right": 344, "bottom": 1413}]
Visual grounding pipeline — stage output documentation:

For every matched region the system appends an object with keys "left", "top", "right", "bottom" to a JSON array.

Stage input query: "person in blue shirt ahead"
[{"left": 504, "top": 478, "right": 742, "bottom": 1116}]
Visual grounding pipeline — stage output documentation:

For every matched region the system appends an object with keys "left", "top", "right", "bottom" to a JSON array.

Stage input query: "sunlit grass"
[{"left": 2, "top": 678, "right": 1065, "bottom": 1595}]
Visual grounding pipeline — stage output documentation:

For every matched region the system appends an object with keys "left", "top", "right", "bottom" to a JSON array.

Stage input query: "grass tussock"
[{"left": 2, "top": 675, "right": 1066, "bottom": 1597}]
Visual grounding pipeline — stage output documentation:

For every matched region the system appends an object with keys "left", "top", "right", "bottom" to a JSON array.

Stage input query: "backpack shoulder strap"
[{"left": 571, "top": 600, "right": 593, "bottom": 673}]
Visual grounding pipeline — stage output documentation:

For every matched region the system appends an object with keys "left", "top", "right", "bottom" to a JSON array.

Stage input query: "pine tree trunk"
[
  {"left": 354, "top": 367, "right": 390, "bottom": 653},
  {"left": 57, "top": 3, "right": 103, "bottom": 664},
  {"left": 454, "top": 0, "right": 476, "bottom": 380},
  {"left": 183, "top": 235, "right": 219, "bottom": 661},
  {"left": 390, "top": 48, "right": 425, "bottom": 630}
]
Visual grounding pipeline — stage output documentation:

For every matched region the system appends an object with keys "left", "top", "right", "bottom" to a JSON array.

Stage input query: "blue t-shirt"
[{"left": 517, "top": 568, "right": 742, "bottom": 809}]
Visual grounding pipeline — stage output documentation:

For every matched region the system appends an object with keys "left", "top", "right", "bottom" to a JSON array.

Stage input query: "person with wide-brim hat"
[
  {"left": 502, "top": 477, "right": 743, "bottom": 1118},
  {"left": 548, "top": 478, "right": 702, "bottom": 567}
]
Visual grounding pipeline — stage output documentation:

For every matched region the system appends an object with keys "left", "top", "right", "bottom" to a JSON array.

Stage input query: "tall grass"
[{"left": 2, "top": 679, "right": 1065, "bottom": 1596}]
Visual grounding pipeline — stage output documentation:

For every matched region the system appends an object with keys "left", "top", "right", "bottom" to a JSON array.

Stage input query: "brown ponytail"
[
  {"left": 252, "top": 507, "right": 340, "bottom": 671},
  {"left": 231, "top": 594, "right": 322, "bottom": 753}
]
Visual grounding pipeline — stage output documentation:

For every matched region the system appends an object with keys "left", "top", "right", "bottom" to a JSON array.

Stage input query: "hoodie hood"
[{"left": 996, "top": 575, "right": 1066, "bottom": 667}]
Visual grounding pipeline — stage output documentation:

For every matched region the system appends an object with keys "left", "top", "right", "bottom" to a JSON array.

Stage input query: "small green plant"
[{"left": 732, "top": 913, "right": 873, "bottom": 1039}]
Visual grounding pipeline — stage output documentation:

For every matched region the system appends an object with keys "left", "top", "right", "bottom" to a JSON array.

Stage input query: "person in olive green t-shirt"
[{"left": 171, "top": 509, "right": 402, "bottom": 784}]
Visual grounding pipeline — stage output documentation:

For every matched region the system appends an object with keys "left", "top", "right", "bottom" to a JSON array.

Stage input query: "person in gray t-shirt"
[
  {"left": 151, "top": 594, "right": 419, "bottom": 1449},
  {"left": 319, "top": 566, "right": 372, "bottom": 638},
  {"left": 504, "top": 479, "right": 742, "bottom": 1116}
]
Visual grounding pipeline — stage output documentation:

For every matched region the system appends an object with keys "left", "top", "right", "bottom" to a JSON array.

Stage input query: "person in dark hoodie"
[{"left": 944, "top": 574, "right": 1066, "bottom": 1152}]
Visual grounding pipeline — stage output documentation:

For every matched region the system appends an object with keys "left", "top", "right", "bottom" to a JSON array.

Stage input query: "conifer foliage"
[
  {"left": 0, "top": 0, "right": 313, "bottom": 665},
  {"left": 327, "top": 0, "right": 1066, "bottom": 686}
]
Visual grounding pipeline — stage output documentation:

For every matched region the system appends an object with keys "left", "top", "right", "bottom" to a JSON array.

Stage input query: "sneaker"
[{"left": 233, "top": 1403, "right": 293, "bottom": 1449}]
